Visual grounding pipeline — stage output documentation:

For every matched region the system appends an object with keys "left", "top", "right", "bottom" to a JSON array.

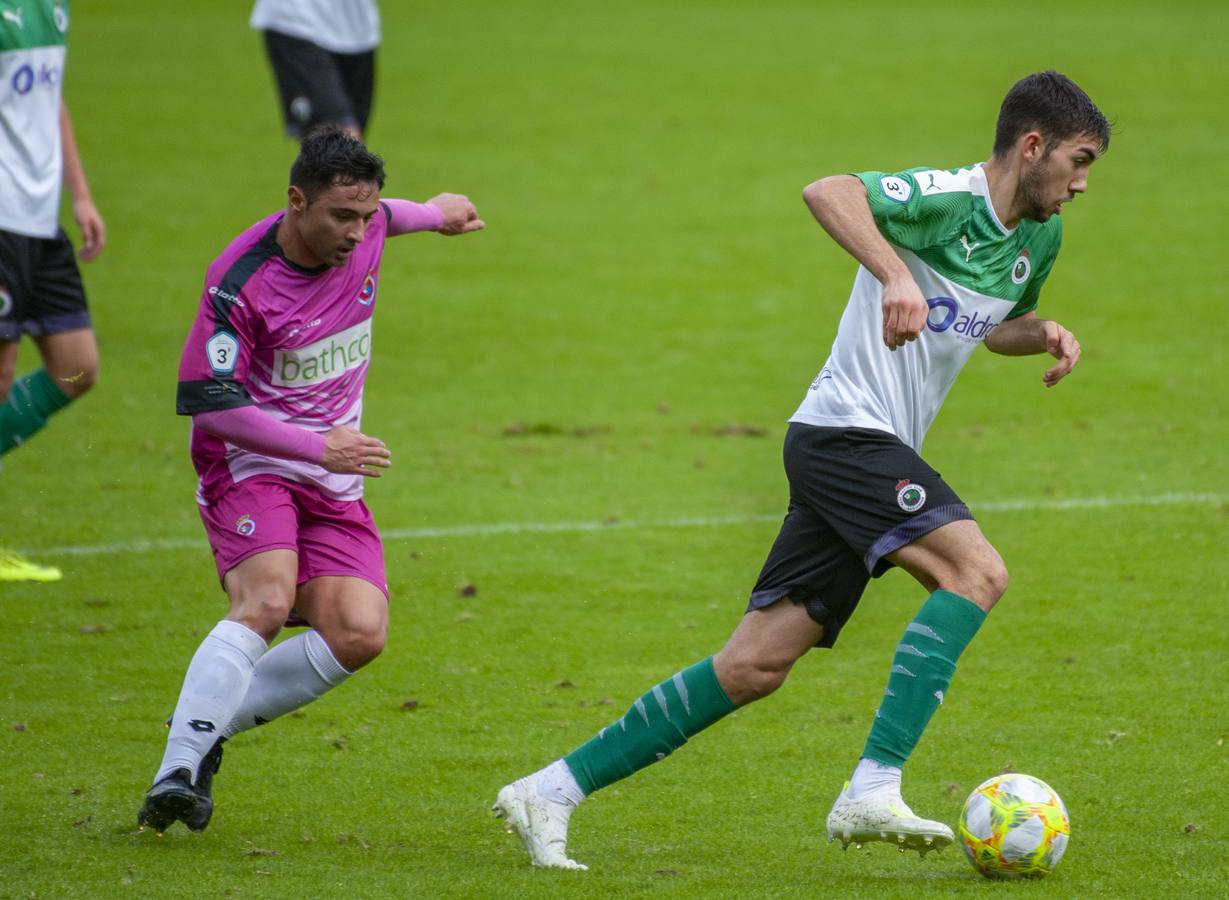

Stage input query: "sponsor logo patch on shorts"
[
  {"left": 895, "top": 479, "right": 927, "bottom": 513},
  {"left": 235, "top": 514, "right": 256, "bottom": 536}
]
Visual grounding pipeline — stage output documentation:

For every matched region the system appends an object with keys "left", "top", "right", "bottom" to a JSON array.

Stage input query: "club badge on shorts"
[
  {"left": 235, "top": 514, "right": 257, "bottom": 536},
  {"left": 895, "top": 479, "right": 927, "bottom": 513}
]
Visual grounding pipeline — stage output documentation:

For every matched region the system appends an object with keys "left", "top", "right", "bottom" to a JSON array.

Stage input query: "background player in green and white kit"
[
  {"left": 0, "top": 0, "right": 105, "bottom": 581},
  {"left": 494, "top": 71, "right": 1110, "bottom": 869}
]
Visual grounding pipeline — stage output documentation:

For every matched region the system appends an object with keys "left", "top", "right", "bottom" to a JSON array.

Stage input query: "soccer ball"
[{"left": 958, "top": 773, "right": 1070, "bottom": 879}]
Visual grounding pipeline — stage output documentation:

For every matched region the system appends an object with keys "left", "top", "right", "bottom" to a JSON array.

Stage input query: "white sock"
[
  {"left": 223, "top": 630, "right": 352, "bottom": 739},
  {"left": 530, "top": 758, "right": 586, "bottom": 808},
  {"left": 847, "top": 757, "right": 902, "bottom": 800},
  {"left": 155, "top": 620, "right": 267, "bottom": 782}
]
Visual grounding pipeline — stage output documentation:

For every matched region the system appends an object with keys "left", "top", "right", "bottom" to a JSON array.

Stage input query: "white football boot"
[
  {"left": 493, "top": 778, "right": 588, "bottom": 870},
  {"left": 825, "top": 782, "right": 953, "bottom": 857}
]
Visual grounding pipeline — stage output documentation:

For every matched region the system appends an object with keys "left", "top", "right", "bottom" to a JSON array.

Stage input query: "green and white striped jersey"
[
  {"left": 791, "top": 163, "right": 1063, "bottom": 452},
  {"left": 0, "top": 0, "right": 69, "bottom": 238}
]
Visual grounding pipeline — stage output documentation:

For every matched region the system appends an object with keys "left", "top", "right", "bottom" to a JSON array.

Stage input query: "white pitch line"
[{"left": 22, "top": 492, "right": 1227, "bottom": 559}]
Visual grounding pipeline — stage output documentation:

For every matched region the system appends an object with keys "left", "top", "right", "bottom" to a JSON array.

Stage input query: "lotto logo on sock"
[
  {"left": 188, "top": 719, "right": 216, "bottom": 733},
  {"left": 235, "top": 514, "right": 256, "bottom": 536}
]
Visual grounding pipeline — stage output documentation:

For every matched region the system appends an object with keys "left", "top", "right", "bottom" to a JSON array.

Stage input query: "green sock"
[
  {"left": 861, "top": 589, "right": 986, "bottom": 768},
  {"left": 564, "top": 656, "right": 736, "bottom": 795},
  {"left": 0, "top": 370, "right": 73, "bottom": 455}
]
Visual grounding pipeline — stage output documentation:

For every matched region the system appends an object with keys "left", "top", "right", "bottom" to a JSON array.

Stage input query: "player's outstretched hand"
[
  {"left": 74, "top": 197, "right": 106, "bottom": 261},
  {"left": 322, "top": 426, "right": 392, "bottom": 477},
  {"left": 428, "top": 193, "right": 485, "bottom": 235},
  {"left": 881, "top": 276, "right": 928, "bottom": 351},
  {"left": 1041, "top": 320, "right": 1080, "bottom": 387}
]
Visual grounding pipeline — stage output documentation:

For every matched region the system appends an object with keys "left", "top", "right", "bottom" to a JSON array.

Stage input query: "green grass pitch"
[{"left": 2, "top": 1, "right": 1227, "bottom": 896}]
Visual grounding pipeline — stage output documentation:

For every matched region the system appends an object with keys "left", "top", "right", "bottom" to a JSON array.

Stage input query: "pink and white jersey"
[{"left": 177, "top": 205, "right": 394, "bottom": 504}]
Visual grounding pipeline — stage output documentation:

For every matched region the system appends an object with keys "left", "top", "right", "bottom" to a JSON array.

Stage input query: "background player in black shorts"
[
  {"left": 0, "top": 0, "right": 107, "bottom": 582},
  {"left": 251, "top": 0, "right": 380, "bottom": 139}
]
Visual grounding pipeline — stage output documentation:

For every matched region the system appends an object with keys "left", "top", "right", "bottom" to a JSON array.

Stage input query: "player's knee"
[
  {"left": 976, "top": 550, "right": 1010, "bottom": 607},
  {"left": 239, "top": 595, "right": 295, "bottom": 637},
  {"left": 328, "top": 622, "right": 386, "bottom": 670},
  {"left": 228, "top": 581, "right": 296, "bottom": 639},
  {"left": 952, "top": 556, "right": 1009, "bottom": 611},
  {"left": 985, "top": 560, "right": 1009, "bottom": 603},
  {"left": 715, "top": 654, "right": 791, "bottom": 705},
  {"left": 0, "top": 361, "right": 15, "bottom": 401},
  {"left": 54, "top": 360, "right": 98, "bottom": 398}
]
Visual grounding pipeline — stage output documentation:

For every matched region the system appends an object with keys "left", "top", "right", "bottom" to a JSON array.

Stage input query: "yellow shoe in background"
[{"left": 0, "top": 548, "right": 62, "bottom": 582}]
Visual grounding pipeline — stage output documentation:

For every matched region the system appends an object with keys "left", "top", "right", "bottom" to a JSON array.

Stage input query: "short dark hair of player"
[
  {"left": 992, "top": 71, "right": 1111, "bottom": 159},
  {"left": 289, "top": 125, "right": 386, "bottom": 203}
]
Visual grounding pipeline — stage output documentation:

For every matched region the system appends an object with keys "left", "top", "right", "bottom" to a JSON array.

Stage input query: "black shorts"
[
  {"left": 262, "top": 30, "right": 375, "bottom": 138},
  {"left": 747, "top": 423, "right": 972, "bottom": 648},
  {"left": 0, "top": 227, "right": 91, "bottom": 342}
]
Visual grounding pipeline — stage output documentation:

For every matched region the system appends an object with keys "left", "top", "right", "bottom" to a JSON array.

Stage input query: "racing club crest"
[
  {"left": 895, "top": 479, "right": 927, "bottom": 513},
  {"left": 1011, "top": 249, "right": 1032, "bottom": 285},
  {"left": 357, "top": 271, "right": 377, "bottom": 306}
]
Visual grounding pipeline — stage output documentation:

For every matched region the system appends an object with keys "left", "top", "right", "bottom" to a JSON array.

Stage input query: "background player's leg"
[
  {"left": 494, "top": 599, "right": 822, "bottom": 868},
  {"left": 224, "top": 576, "right": 387, "bottom": 737},
  {"left": 262, "top": 30, "right": 357, "bottom": 138},
  {"left": 335, "top": 49, "right": 375, "bottom": 139},
  {"left": 0, "top": 338, "right": 17, "bottom": 400},
  {"left": 1, "top": 328, "right": 99, "bottom": 453},
  {"left": 0, "top": 365, "right": 71, "bottom": 455},
  {"left": 0, "top": 337, "right": 65, "bottom": 581},
  {"left": 0, "top": 244, "right": 98, "bottom": 454},
  {"left": 0, "top": 331, "right": 91, "bottom": 457},
  {"left": 33, "top": 327, "right": 99, "bottom": 399}
]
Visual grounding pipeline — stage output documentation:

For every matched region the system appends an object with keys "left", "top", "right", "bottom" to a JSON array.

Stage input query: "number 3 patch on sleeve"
[
  {"left": 206, "top": 332, "right": 239, "bottom": 374},
  {"left": 879, "top": 175, "right": 912, "bottom": 204}
]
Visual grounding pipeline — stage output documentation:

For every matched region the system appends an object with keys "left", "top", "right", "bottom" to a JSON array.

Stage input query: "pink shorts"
[{"left": 198, "top": 475, "right": 388, "bottom": 599}]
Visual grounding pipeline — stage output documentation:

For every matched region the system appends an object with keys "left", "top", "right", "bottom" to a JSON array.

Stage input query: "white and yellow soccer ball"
[{"left": 958, "top": 773, "right": 1070, "bottom": 879}]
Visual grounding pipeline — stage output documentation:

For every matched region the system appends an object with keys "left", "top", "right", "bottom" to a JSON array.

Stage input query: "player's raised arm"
[
  {"left": 384, "top": 194, "right": 484, "bottom": 237},
  {"left": 983, "top": 312, "right": 1081, "bottom": 387},
  {"left": 802, "top": 175, "right": 926, "bottom": 351},
  {"left": 427, "top": 193, "right": 484, "bottom": 235}
]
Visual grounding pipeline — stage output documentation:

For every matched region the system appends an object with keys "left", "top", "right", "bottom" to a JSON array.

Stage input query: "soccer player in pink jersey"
[{"left": 138, "top": 126, "right": 483, "bottom": 835}]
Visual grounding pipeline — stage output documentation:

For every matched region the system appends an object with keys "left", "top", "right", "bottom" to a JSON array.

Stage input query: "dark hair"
[
  {"left": 992, "top": 71, "right": 1111, "bottom": 158},
  {"left": 289, "top": 125, "right": 386, "bottom": 202}
]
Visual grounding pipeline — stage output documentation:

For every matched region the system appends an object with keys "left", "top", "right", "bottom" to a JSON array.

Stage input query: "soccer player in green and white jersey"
[
  {"left": 0, "top": 0, "right": 106, "bottom": 582},
  {"left": 494, "top": 71, "right": 1110, "bottom": 869}
]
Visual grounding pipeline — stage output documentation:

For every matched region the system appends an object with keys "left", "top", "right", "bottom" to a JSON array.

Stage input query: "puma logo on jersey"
[
  {"left": 959, "top": 234, "right": 980, "bottom": 262},
  {"left": 2, "top": 9, "right": 23, "bottom": 27}
]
